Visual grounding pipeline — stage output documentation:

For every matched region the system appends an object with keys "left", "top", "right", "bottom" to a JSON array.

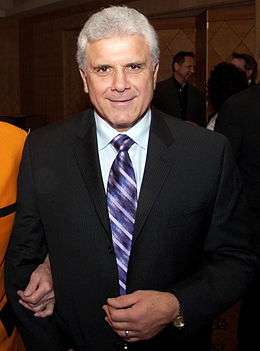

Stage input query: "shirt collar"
[
  {"left": 95, "top": 110, "right": 151, "bottom": 151},
  {"left": 173, "top": 77, "right": 186, "bottom": 89}
]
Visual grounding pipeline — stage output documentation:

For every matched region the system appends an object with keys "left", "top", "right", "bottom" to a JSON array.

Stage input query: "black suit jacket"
[
  {"left": 152, "top": 77, "right": 206, "bottom": 126},
  {"left": 5, "top": 109, "right": 256, "bottom": 351},
  {"left": 215, "top": 85, "right": 260, "bottom": 251}
]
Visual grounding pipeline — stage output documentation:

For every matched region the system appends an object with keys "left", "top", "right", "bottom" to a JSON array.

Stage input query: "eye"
[
  {"left": 127, "top": 63, "right": 143, "bottom": 71},
  {"left": 94, "top": 65, "right": 111, "bottom": 75}
]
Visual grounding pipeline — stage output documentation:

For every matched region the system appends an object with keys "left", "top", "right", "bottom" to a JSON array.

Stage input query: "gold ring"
[{"left": 125, "top": 330, "right": 129, "bottom": 337}]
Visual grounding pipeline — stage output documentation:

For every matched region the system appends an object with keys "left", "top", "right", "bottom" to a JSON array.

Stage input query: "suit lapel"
[
  {"left": 73, "top": 110, "right": 176, "bottom": 243},
  {"left": 73, "top": 110, "right": 111, "bottom": 239},
  {"left": 133, "top": 110, "right": 176, "bottom": 242}
]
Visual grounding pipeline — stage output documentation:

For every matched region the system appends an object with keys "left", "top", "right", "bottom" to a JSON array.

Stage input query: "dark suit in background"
[
  {"left": 152, "top": 77, "right": 206, "bottom": 126},
  {"left": 5, "top": 108, "right": 257, "bottom": 351},
  {"left": 215, "top": 85, "right": 260, "bottom": 351}
]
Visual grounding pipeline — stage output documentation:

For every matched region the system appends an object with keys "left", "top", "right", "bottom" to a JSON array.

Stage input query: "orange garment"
[{"left": 0, "top": 122, "right": 26, "bottom": 350}]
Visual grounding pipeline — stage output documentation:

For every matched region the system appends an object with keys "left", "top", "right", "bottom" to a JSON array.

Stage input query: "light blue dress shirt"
[{"left": 95, "top": 110, "right": 151, "bottom": 198}]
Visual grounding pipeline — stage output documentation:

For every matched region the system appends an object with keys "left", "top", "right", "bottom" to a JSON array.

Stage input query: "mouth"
[{"left": 108, "top": 97, "right": 135, "bottom": 107}]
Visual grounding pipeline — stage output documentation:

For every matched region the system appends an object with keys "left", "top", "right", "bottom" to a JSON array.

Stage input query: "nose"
[{"left": 111, "top": 69, "right": 130, "bottom": 92}]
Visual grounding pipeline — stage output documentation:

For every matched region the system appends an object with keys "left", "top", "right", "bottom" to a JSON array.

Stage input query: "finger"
[
  {"left": 23, "top": 273, "right": 40, "bottom": 297},
  {"left": 18, "top": 288, "right": 54, "bottom": 305},
  {"left": 107, "top": 292, "right": 138, "bottom": 309},
  {"left": 108, "top": 320, "right": 135, "bottom": 331},
  {"left": 27, "top": 297, "right": 55, "bottom": 309},
  {"left": 22, "top": 301, "right": 49, "bottom": 313},
  {"left": 19, "top": 296, "right": 55, "bottom": 311},
  {"left": 107, "top": 305, "right": 133, "bottom": 323},
  {"left": 29, "top": 291, "right": 54, "bottom": 304},
  {"left": 104, "top": 315, "right": 132, "bottom": 332},
  {"left": 18, "top": 299, "right": 36, "bottom": 312},
  {"left": 17, "top": 290, "right": 34, "bottom": 301},
  {"left": 34, "top": 302, "right": 54, "bottom": 318}
]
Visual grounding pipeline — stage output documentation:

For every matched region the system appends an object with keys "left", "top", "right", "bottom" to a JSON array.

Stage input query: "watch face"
[{"left": 173, "top": 315, "right": 185, "bottom": 329}]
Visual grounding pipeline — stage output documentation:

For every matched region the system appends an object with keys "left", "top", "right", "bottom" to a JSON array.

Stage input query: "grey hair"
[{"left": 77, "top": 6, "right": 159, "bottom": 70}]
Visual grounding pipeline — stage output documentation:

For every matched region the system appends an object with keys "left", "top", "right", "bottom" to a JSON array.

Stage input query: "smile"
[{"left": 108, "top": 97, "right": 135, "bottom": 107}]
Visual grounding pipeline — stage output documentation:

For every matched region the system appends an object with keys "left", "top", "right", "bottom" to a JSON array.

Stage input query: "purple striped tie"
[{"left": 107, "top": 134, "right": 137, "bottom": 295}]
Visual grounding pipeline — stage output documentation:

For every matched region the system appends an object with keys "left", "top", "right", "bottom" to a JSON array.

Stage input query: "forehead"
[
  {"left": 182, "top": 56, "right": 194, "bottom": 65},
  {"left": 231, "top": 58, "right": 246, "bottom": 69},
  {"left": 85, "top": 34, "right": 151, "bottom": 65}
]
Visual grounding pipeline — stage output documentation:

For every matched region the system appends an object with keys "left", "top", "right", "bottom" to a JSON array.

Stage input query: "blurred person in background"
[
  {"left": 215, "top": 84, "right": 260, "bottom": 351},
  {"left": 206, "top": 62, "right": 248, "bottom": 131},
  {"left": 153, "top": 51, "right": 206, "bottom": 126},
  {"left": 231, "top": 52, "right": 258, "bottom": 86}
]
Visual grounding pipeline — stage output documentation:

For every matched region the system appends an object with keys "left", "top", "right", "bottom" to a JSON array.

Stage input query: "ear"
[
  {"left": 173, "top": 62, "right": 179, "bottom": 72},
  {"left": 153, "top": 63, "right": 159, "bottom": 90},
  {"left": 246, "top": 69, "right": 253, "bottom": 79},
  {"left": 79, "top": 69, "right": 89, "bottom": 94}
]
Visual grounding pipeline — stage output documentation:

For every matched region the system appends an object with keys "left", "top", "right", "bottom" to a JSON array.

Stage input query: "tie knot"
[{"left": 111, "top": 134, "right": 135, "bottom": 152}]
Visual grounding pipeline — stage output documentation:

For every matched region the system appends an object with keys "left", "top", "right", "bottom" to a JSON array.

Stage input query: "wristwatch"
[{"left": 172, "top": 306, "right": 185, "bottom": 329}]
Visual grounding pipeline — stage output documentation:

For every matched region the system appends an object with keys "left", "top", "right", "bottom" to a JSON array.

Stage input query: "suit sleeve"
[
  {"left": 5, "top": 137, "right": 68, "bottom": 351},
  {"left": 172, "top": 138, "right": 258, "bottom": 335}
]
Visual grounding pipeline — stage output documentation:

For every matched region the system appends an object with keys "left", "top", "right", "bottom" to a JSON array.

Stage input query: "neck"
[{"left": 173, "top": 72, "right": 185, "bottom": 86}]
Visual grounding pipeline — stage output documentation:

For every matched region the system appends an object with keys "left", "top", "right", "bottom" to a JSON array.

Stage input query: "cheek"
[
  {"left": 140, "top": 77, "right": 155, "bottom": 96},
  {"left": 87, "top": 77, "right": 110, "bottom": 95},
  {"left": 88, "top": 83, "right": 108, "bottom": 102}
]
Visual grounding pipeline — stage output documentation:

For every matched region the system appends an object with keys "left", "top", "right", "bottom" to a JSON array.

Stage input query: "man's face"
[
  {"left": 174, "top": 56, "right": 195, "bottom": 84},
  {"left": 231, "top": 58, "right": 250, "bottom": 78},
  {"left": 80, "top": 34, "right": 158, "bottom": 131}
]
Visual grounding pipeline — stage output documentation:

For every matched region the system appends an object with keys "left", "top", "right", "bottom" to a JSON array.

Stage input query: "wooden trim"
[
  {"left": 208, "top": 4, "right": 254, "bottom": 21},
  {"left": 151, "top": 17, "right": 195, "bottom": 30}
]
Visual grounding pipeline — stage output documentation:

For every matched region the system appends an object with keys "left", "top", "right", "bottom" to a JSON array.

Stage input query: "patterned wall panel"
[
  {"left": 208, "top": 6, "right": 255, "bottom": 75},
  {"left": 152, "top": 18, "right": 196, "bottom": 82},
  {"left": 157, "top": 28, "right": 196, "bottom": 81}
]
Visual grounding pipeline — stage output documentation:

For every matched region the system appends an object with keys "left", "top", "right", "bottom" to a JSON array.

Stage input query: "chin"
[{"left": 113, "top": 122, "right": 134, "bottom": 131}]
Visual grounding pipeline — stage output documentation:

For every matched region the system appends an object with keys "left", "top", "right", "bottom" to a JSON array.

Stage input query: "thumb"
[{"left": 23, "top": 274, "right": 39, "bottom": 296}]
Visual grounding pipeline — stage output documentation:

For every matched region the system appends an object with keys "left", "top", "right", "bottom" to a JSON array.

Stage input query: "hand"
[
  {"left": 17, "top": 256, "right": 55, "bottom": 317},
  {"left": 103, "top": 290, "right": 179, "bottom": 342}
]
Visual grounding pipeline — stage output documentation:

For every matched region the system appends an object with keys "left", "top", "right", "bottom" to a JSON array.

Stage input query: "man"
[
  {"left": 231, "top": 52, "right": 258, "bottom": 86},
  {"left": 152, "top": 51, "right": 206, "bottom": 126},
  {"left": 0, "top": 121, "right": 54, "bottom": 350},
  {"left": 5, "top": 6, "right": 257, "bottom": 351},
  {"left": 215, "top": 85, "right": 260, "bottom": 351}
]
